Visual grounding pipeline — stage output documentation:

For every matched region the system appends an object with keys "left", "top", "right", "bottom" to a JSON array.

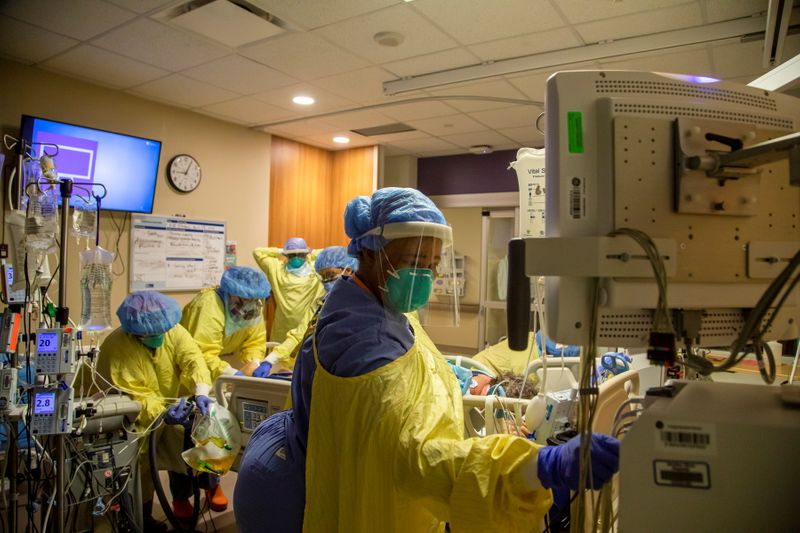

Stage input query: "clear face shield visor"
[{"left": 369, "top": 222, "right": 460, "bottom": 328}]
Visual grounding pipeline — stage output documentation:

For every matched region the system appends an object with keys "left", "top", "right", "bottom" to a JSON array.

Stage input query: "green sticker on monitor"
[{"left": 567, "top": 111, "right": 584, "bottom": 154}]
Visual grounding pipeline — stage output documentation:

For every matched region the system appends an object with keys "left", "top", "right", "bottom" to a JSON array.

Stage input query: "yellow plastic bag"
[{"left": 181, "top": 403, "right": 241, "bottom": 475}]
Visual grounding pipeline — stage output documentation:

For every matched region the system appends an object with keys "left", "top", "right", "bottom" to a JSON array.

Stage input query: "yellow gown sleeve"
[
  {"left": 180, "top": 295, "right": 231, "bottom": 379},
  {"left": 99, "top": 334, "right": 166, "bottom": 429},
  {"left": 235, "top": 320, "right": 268, "bottom": 365},
  {"left": 170, "top": 325, "right": 212, "bottom": 394},
  {"left": 268, "top": 306, "right": 313, "bottom": 369}
]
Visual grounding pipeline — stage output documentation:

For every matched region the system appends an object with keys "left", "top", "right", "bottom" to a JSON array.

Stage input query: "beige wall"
[
  {"left": 0, "top": 59, "right": 271, "bottom": 331},
  {"left": 382, "top": 154, "right": 417, "bottom": 189}
]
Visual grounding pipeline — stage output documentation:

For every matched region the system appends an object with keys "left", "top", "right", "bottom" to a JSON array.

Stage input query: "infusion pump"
[
  {"left": 35, "top": 328, "right": 76, "bottom": 376},
  {"left": 30, "top": 386, "right": 74, "bottom": 435}
]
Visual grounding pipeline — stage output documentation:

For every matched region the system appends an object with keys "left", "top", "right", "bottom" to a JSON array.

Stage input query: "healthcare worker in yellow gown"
[
  {"left": 253, "top": 237, "right": 325, "bottom": 343},
  {"left": 181, "top": 266, "right": 271, "bottom": 380},
  {"left": 252, "top": 245, "right": 358, "bottom": 376},
  {"left": 234, "top": 188, "right": 620, "bottom": 532},
  {"left": 97, "top": 291, "right": 212, "bottom": 531}
]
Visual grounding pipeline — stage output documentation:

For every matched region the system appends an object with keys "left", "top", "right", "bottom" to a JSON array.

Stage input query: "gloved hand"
[
  {"left": 537, "top": 433, "right": 620, "bottom": 490},
  {"left": 234, "top": 371, "right": 245, "bottom": 376},
  {"left": 164, "top": 398, "right": 192, "bottom": 426},
  {"left": 252, "top": 361, "right": 273, "bottom": 378},
  {"left": 195, "top": 395, "right": 212, "bottom": 416}
]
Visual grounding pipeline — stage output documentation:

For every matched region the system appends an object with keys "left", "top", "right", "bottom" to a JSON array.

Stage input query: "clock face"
[{"left": 168, "top": 154, "right": 201, "bottom": 193}]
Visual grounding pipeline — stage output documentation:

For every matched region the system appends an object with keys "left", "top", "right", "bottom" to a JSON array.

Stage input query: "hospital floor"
[{"left": 152, "top": 470, "right": 239, "bottom": 532}]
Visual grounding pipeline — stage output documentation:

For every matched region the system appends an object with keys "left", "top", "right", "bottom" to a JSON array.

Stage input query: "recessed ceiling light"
[
  {"left": 292, "top": 95, "right": 315, "bottom": 105},
  {"left": 333, "top": 136, "right": 350, "bottom": 144},
  {"left": 469, "top": 145, "right": 493, "bottom": 155}
]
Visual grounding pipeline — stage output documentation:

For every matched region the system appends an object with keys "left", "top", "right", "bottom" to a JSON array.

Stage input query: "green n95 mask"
[
  {"left": 287, "top": 256, "right": 305, "bottom": 269},
  {"left": 384, "top": 268, "right": 434, "bottom": 313},
  {"left": 141, "top": 334, "right": 165, "bottom": 349}
]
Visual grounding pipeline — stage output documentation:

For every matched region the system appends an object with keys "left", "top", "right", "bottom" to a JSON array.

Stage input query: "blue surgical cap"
[
  {"left": 220, "top": 266, "right": 271, "bottom": 299},
  {"left": 315, "top": 246, "right": 359, "bottom": 273},
  {"left": 117, "top": 291, "right": 181, "bottom": 336},
  {"left": 283, "top": 237, "right": 309, "bottom": 253},
  {"left": 344, "top": 187, "right": 446, "bottom": 255}
]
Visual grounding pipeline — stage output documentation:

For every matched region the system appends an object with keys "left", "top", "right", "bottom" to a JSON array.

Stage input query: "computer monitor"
[
  {"left": 513, "top": 70, "right": 800, "bottom": 348},
  {"left": 19, "top": 115, "right": 161, "bottom": 213}
]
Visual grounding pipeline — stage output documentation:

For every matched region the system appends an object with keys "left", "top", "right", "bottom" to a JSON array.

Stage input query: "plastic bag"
[
  {"left": 181, "top": 403, "right": 241, "bottom": 476},
  {"left": 72, "top": 196, "right": 98, "bottom": 240},
  {"left": 24, "top": 184, "right": 58, "bottom": 253},
  {"left": 79, "top": 246, "right": 114, "bottom": 332}
]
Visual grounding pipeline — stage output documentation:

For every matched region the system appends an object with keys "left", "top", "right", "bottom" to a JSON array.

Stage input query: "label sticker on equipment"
[
  {"left": 567, "top": 111, "right": 584, "bottom": 153},
  {"left": 655, "top": 420, "right": 716, "bottom": 455},
  {"left": 569, "top": 176, "right": 585, "bottom": 219},
  {"left": 653, "top": 460, "right": 710, "bottom": 489}
]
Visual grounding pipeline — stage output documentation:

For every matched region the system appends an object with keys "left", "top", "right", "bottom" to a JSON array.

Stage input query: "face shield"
[
  {"left": 368, "top": 222, "right": 460, "bottom": 328},
  {"left": 223, "top": 294, "right": 264, "bottom": 337}
]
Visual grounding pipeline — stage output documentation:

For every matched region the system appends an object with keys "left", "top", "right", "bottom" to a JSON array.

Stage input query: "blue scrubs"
[{"left": 233, "top": 277, "right": 413, "bottom": 532}]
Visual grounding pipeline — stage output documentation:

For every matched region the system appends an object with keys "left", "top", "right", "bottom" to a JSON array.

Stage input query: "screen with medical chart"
[
  {"left": 36, "top": 332, "right": 59, "bottom": 354},
  {"left": 34, "top": 392, "right": 55, "bottom": 414},
  {"left": 19, "top": 115, "right": 161, "bottom": 213}
]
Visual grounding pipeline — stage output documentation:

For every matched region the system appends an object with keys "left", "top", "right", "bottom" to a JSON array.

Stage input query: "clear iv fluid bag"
[
  {"left": 25, "top": 186, "right": 58, "bottom": 252},
  {"left": 73, "top": 203, "right": 98, "bottom": 240},
  {"left": 79, "top": 247, "right": 114, "bottom": 332}
]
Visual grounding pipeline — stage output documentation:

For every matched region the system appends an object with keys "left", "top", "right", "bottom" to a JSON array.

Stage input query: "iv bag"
[
  {"left": 79, "top": 246, "right": 114, "bottom": 332},
  {"left": 72, "top": 196, "right": 98, "bottom": 240},
  {"left": 182, "top": 403, "right": 242, "bottom": 476},
  {"left": 24, "top": 184, "right": 58, "bottom": 253}
]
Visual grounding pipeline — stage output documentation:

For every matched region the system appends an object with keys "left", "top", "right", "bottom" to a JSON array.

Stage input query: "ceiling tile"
[
  {"left": 323, "top": 109, "right": 396, "bottom": 130},
  {"left": 428, "top": 79, "right": 529, "bottom": 112},
  {"left": 266, "top": 119, "right": 341, "bottom": 138},
  {"left": 413, "top": 0, "right": 563, "bottom": 45},
  {"left": 314, "top": 5, "right": 459, "bottom": 64},
  {"left": 380, "top": 100, "right": 457, "bottom": 122},
  {"left": 182, "top": 55, "right": 296, "bottom": 95},
  {"left": 555, "top": 0, "right": 694, "bottom": 25},
  {"left": 386, "top": 136, "right": 461, "bottom": 156},
  {"left": 201, "top": 97, "right": 295, "bottom": 125},
  {"left": 193, "top": 107, "right": 249, "bottom": 125},
  {"left": 129, "top": 74, "right": 239, "bottom": 108},
  {"left": 496, "top": 126, "right": 544, "bottom": 146},
  {"left": 367, "top": 129, "right": 431, "bottom": 143},
  {"left": 1, "top": 0, "right": 135, "bottom": 40},
  {"left": 405, "top": 113, "right": 486, "bottom": 136},
  {"left": 248, "top": 0, "right": 396, "bottom": 30},
  {"left": 470, "top": 105, "right": 541, "bottom": 130},
  {"left": 382, "top": 47, "right": 479, "bottom": 77},
  {"left": 313, "top": 66, "right": 397, "bottom": 103},
  {"left": 41, "top": 45, "right": 169, "bottom": 89},
  {"left": 93, "top": 18, "right": 229, "bottom": 71},
  {"left": 299, "top": 132, "right": 375, "bottom": 150},
  {"left": 599, "top": 44, "right": 712, "bottom": 76},
  {"left": 0, "top": 16, "right": 78, "bottom": 64},
  {"left": 713, "top": 34, "right": 800, "bottom": 79},
  {"left": 439, "top": 129, "right": 514, "bottom": 149},
  {"left": 468, "top": 27, "right": 582, "bottom": 62},
  {"left": 705, "top": 0, "right": 768, "bottom": 23},
  {"left": 105, "top": 0, "right": 178, "bottom": 14},
  {"left": 240, "top": 32, "right": 370, "bottom": 81},
  {"left": 253, "top": 83, "right": 356, "bottom": 113},
  {"left": 575, "top": 3, "right": 703, "bottom": 43}
]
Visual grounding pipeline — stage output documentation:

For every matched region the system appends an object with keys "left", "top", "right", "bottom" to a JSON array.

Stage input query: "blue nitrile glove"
[
  {"left": 195, "top": 395, "right": 212, "bottom": 416},
  {"left": 234, "top": 371, "right": 245, "bottom": 376},
  {"left": 252, "top": 361, "right": 273, "bottom": 378},
  {"left": 164, "top": 398, "right": 192, "bottom": 426},
  {"left": 537, "top": 433, "right": 620, "bottom": 490}
]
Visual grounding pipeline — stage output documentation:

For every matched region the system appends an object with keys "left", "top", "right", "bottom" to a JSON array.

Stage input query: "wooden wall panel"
[
  {"left": 328, "top": 146, "right": 376, "bottom": 246},
  {"left": 269, "top": 137, "right": 375, "bottom": 249},
  {"left": 269, "top": 136, "right": 332, "bottom": 248}
]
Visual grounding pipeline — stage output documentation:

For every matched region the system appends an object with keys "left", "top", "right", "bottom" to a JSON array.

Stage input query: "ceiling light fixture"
[
  {"left": 469, "top": 145, "right": 493, "bottom": 155},
  {"left": 292, "top": 95, "right": 315, "bottom": 105},
  {"left": 333, "top": 136, "right": 350, "bottom": 144},
  {"left": 373, "top": 31, "right": 405, "bottom": 47},
  {"left": 382, "top": 16, "right": 768, "bottom": 95}
]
